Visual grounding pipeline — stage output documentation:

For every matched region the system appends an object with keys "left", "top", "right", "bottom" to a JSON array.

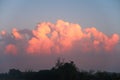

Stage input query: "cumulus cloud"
[
  {"left": 12, "top": 28, "right": 23, "bottom": 40},
  {"left": 0, "top": 20, "right": 119, "bottom": 55},
  {"left": 5, "top": 44, "right": 17, "bottom": 55},
  {"left": 0, "top": 20, "right": 120, "bottom": 72}
]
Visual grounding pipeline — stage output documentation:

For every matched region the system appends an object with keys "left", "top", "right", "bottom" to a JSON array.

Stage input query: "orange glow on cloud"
[
  {"left": 27, "top": 20, "right": 84, "bottom": 54},
  {"left": 12, "top": 28, "right": 22, "bottom": 39},
  {"left": 5, "top": 44, "right": 17, "bottom": 55},
  {"left": 1, "top": 30, "right": 6, "bottom": 35},
  {"left": 85, "top": 27, "right": 119, "bottom": 51},
  {"left": 0, "top": 20, "right": 119, "bottom": 54}
]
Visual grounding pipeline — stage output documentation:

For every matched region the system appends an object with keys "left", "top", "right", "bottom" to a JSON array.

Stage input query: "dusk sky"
[{"left": 0, "top": 0, "right": 120, "bottom": 72}]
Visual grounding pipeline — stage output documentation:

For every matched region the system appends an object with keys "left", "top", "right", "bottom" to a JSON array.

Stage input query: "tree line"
[{"left": 0, "top": 59, "right": 120, "bottom": 80}]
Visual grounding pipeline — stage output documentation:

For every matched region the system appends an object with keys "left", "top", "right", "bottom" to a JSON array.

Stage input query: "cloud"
[
  {"left": 0, "top": 30, "right": 6, "bottom": 35},
  {"left": 0, "top": 20, "right": 119, "bottom": 55},
  {"left": 27, "top": 20, "right": 84, "bottom": 54},
  {"left": 12, "top": 28, "right": 23, "bottom": 40},
  {"left": 0, "top": 20, "right": 120, "bottom": 72},
  {"left": 84, "top": 27, "right": 119, "bottom": 52},
  {"left": 5, "top": 44, "right": 17, "bottom": 55}
]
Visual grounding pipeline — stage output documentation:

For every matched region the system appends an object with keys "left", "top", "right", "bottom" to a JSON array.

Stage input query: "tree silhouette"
[
  {"left": 0, "top": 60, "right": 120, "bottom": 80},
  {"left": 8, "top": 69, "right": 22, "bottom": 79},
  {"left": 52, "top": 59, "right": 79, "bottom": 80}
]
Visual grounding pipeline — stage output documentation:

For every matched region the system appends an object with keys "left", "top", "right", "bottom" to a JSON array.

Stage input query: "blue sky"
[{"left": 0, "top": 0, "right": 120, "bottom": 34}]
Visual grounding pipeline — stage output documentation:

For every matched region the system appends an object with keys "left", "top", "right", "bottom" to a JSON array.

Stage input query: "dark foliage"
[{"left": 0, "top": 60, "right": 120, "bottom": 80}]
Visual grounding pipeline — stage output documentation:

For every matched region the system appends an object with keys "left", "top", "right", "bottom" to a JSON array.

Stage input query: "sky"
[{"left": 0, "top": 0, "right": 120, "bottom": 72}]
